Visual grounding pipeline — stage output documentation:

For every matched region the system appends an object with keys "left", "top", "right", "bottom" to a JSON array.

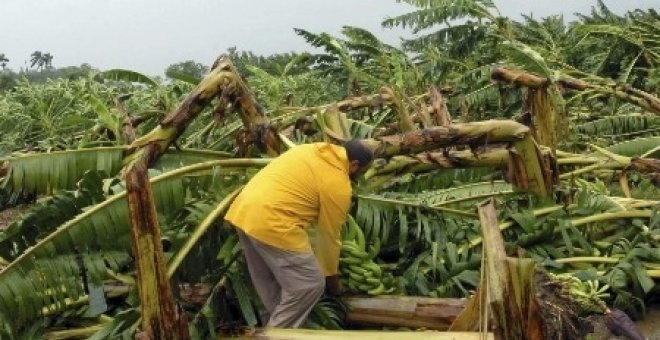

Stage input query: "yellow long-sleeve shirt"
[{"left": 225, "top": 143, "right": 352, "bottom": 276}]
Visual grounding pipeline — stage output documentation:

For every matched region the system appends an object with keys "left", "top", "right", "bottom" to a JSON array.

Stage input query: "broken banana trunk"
[
  {"left": 448, "top": 199, "right": 545, "bottom": 339},
  {"left": 362, "top": 120, "right": 529, "bottom": 157},
  {"left": 365, "top": 148, "right": 509, "bottom": 179},
  {"left": 361, "top": 120, "right": 557, "bottom": 196},
  {"left": 124, "top": 147, "right": 189, "bottom": 340},
  {"left": 121, "top": 56, "right": 276, "bottom": 339},
  {"left": 492, "top": 66, "right": 660, "bottom": 115}
]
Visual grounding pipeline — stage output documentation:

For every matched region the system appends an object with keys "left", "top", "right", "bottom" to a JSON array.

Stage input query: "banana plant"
[{"left": 0, "top": 2, "right": 659, "bottom": 337}]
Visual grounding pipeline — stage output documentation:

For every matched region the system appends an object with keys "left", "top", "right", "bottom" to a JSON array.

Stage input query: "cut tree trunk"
[
  {"left": 523, "top": 85, "right": 565, "bottom": 151},
  {"left": 511, "top": 135, "right": 553, "bottom": 196},
  {"left": 344, "top": 296, "right": 466, "bottom": 330}
]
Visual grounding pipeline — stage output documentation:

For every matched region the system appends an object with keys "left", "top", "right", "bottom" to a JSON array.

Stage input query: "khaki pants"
[{"left": 236, "top": 229, "right": 325, "bottom": 328}]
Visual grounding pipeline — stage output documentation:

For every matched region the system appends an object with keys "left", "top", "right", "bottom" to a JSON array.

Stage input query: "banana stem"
[
  {"left": 596, "top": 269, "right": 660, "bottom": 279},
  {"left": 430, "top": 190, "right": 514, "bottom": 208},
  {"left": 570, "top": 210, "right": 652, "bottom": 228},
  {"left": 356, "top": 195, "right": 478, "bottom": 218},
  {"left": 556, "top": 257, "right": 619, "bottom": 264},
  {"left": 558, "top": 257, "right": 660, "bottom": 270}
]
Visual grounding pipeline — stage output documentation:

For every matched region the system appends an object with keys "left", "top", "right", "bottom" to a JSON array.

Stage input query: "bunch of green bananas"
[
  {"left": 339, "top": 215, "right": 393, "bottom": 295},
  {"left": 549, "top": 272, "right": 610, "bottom": 314}
]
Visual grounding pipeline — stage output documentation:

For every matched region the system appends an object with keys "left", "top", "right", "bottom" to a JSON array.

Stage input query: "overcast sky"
[{"left": 1, "top": 0, "right": 658, "bottom": 76}]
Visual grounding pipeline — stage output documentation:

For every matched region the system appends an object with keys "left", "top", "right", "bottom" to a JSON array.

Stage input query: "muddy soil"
[
  {"left": 635, "top": 305, "right": 660, "bottom": 340},
  {"left": 0, "top": 205, "right": 27, "bottom": 230}
]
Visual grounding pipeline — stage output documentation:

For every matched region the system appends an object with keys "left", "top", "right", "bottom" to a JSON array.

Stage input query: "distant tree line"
[
  {"left": 164, "top": 47, "right": 312, "bottom": 80},
  {"left": 0, "top": 47, "right": 308, "bottom": 92},
  {"left": 0, "top": 50, "right": 100, "bottom": 92}
]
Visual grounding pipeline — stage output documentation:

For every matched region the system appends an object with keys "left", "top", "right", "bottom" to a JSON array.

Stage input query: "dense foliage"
[{"left": 0, "top": 1, "right": 658, "bottom": 338}]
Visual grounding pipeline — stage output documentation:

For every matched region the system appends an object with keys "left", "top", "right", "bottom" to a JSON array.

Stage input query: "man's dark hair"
[{"left": 344, "top": 139, "right": 373, "bottom": 166}]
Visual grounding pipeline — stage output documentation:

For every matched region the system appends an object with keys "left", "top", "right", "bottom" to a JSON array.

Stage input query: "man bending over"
[{"left": 225, "top": 140, "right": 373, "bottom": 328}]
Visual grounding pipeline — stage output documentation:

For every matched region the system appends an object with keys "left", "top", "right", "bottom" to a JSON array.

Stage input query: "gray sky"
[{"left": 1, "top": 0, "right": 658, "bottom": 76}]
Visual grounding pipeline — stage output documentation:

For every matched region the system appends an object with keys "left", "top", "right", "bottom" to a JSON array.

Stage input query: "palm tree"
[
  {"left": 30, "top": 50, "right": 43, "bottom": 70},
  {"left": 0, "top": 53, "right": 8, "bottom": 70},
  {"left": 42, "top": 53, "right": 53, "bottom": 69}
]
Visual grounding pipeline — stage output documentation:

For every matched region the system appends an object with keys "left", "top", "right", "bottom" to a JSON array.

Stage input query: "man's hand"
[{"left": 325, "top": 275, "right": 343, "bottom": 296}]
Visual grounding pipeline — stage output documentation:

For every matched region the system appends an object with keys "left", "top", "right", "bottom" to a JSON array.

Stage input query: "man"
[{"left": 224, "top": 140, "right": 373, "bottom": 328}]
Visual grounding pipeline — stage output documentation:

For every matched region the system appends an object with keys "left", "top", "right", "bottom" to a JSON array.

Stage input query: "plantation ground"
[
  {"left": 635, "top": 306, "right": 660, "bottom": 339},
  {"left": 0, "top": 205, "right": 26, "bottom": 230}
]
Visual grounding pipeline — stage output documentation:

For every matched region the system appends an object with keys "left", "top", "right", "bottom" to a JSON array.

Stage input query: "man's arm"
[{"left": 316, "top": 180, "right": 351, "bottom": 278}]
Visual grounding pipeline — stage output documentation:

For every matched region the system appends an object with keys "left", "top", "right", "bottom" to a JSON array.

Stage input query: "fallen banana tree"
[
  {"left": 491, "top": 66, "right": 660, "bottom": 116},
  {"left": 0, "top": 50, "right": 658, "bottom": 340}
]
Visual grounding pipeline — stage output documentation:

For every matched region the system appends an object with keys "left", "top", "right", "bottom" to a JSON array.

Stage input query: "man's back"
[{"left": 225, "top": 143, "right": 351, "bottom": 255}]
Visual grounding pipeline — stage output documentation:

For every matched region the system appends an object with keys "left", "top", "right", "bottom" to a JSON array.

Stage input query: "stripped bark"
[{"left": 630, "top": 157, "right": 660, "bottom": 174}]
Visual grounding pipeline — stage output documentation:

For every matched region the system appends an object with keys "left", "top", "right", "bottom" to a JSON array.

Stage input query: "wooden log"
[
  {"left": 233, "top": 329, "right": 494, "bottom": 340},
  {"left": 344, "top": 296, "right": 466, "bottom": 330}
]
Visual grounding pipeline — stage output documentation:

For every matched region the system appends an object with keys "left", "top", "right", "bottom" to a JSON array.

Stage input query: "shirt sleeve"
[{"left": 315, "top": 179, "right": 351, "bottom": 276}]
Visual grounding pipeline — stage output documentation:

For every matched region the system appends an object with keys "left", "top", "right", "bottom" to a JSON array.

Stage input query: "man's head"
[{"left": 344, "top": 139, "right": 374, "bottom": 181}]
